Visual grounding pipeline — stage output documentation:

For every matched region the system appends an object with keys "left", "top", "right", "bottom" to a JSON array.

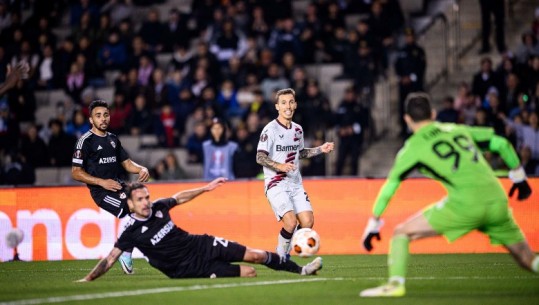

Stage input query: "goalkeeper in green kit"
[{"left": 359, "top": 92, "right": 538, "bottom": 297}]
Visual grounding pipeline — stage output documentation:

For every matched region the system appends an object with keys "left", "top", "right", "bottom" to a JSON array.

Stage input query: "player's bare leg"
[
  {"left": 296, "top": 211, "right": 314, "bottom": 229},
  {"left": 277, "top": 211, "right": 297, "bottom": 259},
  {"left": 505, "top": 241, "right": 539, "bottom": 273},
  {"left": 242, "top": 247, "right": 321, "bottom": 275},
  {"left": 360, "top": 211, "right": 439, "bottom": 297}
]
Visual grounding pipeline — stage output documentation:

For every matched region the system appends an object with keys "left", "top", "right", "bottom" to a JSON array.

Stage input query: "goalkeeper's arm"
[
  {"left": 77, "top": 247, "right": 122, "bottom": 282},
  {"left": 487, "top": 135, "right": 532, "bottom": 200}
]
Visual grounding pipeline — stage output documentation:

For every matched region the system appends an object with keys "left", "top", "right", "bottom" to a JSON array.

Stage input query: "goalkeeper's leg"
[
  {"left": 360, "top": 212, "right": 439, "bottom": 297},
  {"left": 505, "top": 241, "right": 539, "bottom": 273}
]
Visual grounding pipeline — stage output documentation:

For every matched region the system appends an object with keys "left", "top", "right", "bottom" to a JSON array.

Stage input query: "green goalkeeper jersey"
[{"left": 373, "top": 122, "right": 521, "bottom": 217}]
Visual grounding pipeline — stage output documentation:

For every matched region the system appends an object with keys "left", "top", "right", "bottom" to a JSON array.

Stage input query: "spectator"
[
  {"left": 7, "top": 78, "right": 36, "bottom": 123},
  {"left": 98, "top": 31, "right": 128, "bottom": 71},
  {"left": 64, "top": 62, "right": 87, "bottom": 104},
  {"left": 334, "top": 87, "right": 368, "bottom": 176},
  {"left": 268, "top": 17, "right": 302, "bottom": 63},
  {"left": 186, "top": 120, "right": 208, "bottom": 164},
  {"left": 232, "top": 122, "right": 259, "bottom": 178},
  {"left": 202, "top": 117, "right": 238, "bottom": 181},
  {"left": 160, "top": 152, "right": 188, "bottom": 180},
  {"left": 514, "top": 31, "right": 539, "bottom": 65},
  {"left": 217, "top": 79, "right": 243, "bottom": 119},
  {"left": 395, "top": 28, "right": 426, "bottom": 137},
  {"left": 19, "top": 124, "right": 49, "bottom": 168},
  {"left": 296, "top": 79, "right": 332, "bottom": 140},
  {"left": 162, "top": 8, "right": 190, "bottom": 53},
  {"left": 478, "top": 0, "right": 506, "bottom": 54},
  {"left": 156, "top": 104, "right": 179, "bottom": 148},
  {"left": 260, "top": 63, "right": 289, "bottom": 102},
  {"left": 126, "top": 94, "right": 153, "bottom": 136},
  {"left": 65, "top": 110, "right": 90, "bottom": 139},
  {"left": 210, "top": 19, "right": 247, "bottom": 66},
  {"left": 138, "top": 8, "right": 164, "bottom": 53},
  {"left": 36, "top": 44, "right": 57, "bottom": 90},
  {"left": 48, "top": 118, "right": 77, "bottom": 167},
  {"left": 108, "top": 92, "right": 131, "bottom": 135},
  {"left": 436, "top": 96, "right": 459, "bottom": 123},
  {"left": 137, "top": 55, "right": 154, "bottom": 87},
  {"left": 1, "top": 152, "right": 35, "bottom": 185},
  {"left": 472, "top": 57, "right": 500, "bottom": 105}
]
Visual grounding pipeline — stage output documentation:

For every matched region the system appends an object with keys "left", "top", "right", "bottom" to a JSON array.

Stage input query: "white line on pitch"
[{"left": 0, "top": 278, "right": 345, "bottom": 305}]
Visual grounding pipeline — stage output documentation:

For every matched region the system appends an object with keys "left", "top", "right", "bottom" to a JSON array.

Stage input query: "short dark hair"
[
  {"left": 89, "top": 99, "right": 109, "bottom": 115},
  {"left": 125, "top": 182, "right": 146, "bottom": 199},
  {"left": 274, "top": 88, "right": 295, "bottom": 104},
  {"left": 405, "top": 92, "right": 432, "bottom": 122}
]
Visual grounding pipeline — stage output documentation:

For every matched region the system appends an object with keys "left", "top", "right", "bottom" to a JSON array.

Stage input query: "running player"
[
  {"left": 256, "top": 88, "right": 334, "bottom": 259},
  {"left": 76, "top": 177, "right": 323, "bottom": 281},
  {"left": 359, "top": 92, "right": 537, "bottom": 297},
  {"left": 72, "top": 99, "right": 150, "bottom": 274}
]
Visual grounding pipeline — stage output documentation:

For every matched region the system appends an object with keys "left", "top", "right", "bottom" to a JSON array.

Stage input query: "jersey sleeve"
[
  {"left": 372, "top": 142, "right": 419, "bottom": 217},
  {"left": 153, "top": 198, "right": 177, "bottom": 211},
  {"left": 72, "top": 138, "right": 90, "bottom": 168},
  {"left": 114, "top": 231, "right": 134, "bottom": 251},
  {"left": 466, "top": 126, "right": 520, "bottom": 169},
  {"left": 257, "top": 126, "right": 274, "bottom": 155}
]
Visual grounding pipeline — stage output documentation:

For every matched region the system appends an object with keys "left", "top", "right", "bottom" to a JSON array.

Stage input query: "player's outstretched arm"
[
  {"left": 256, "top": 151, "right": 296, "bottom": 172},
  {"left": 121, "top": 159, "right": 150, "bottom": 182},
  {"left": 172, "top": 177, "right": 227, "bottom": 205},
  {"left": 76, "top": 247, "right": 122, "bottom": 282},
  {"left": 299, "top": 142, "right": 334, "bottom": 159}
]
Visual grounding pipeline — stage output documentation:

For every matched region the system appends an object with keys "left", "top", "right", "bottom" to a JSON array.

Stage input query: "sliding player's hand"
[
  {"left": 508, "top": 167, "right": 532, "bottom": 200},
  {"left": 361, "top": 217, "right": 384, "bottom": 252}
]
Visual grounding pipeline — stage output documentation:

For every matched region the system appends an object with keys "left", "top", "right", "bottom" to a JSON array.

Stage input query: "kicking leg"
[
  {"left": 505, "top": 241, "right": 539, "bottom": 273},
  {"left": 360, "top": 211, "right": 439, "bottom": 297}
]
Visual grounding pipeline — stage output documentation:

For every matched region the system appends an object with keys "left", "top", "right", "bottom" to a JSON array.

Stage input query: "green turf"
[{"left": 0, "top": 254, "right": 538, "bottom": 305}]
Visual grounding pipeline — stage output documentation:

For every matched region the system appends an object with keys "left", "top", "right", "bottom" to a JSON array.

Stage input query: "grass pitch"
[{"left": 0, "top": 254, "right": 537, "bottom": 305}]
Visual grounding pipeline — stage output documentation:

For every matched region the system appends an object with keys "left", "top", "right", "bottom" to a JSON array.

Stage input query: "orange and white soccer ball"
[{"left": 291, "top": 228, "right": 320, "bottom": 257}]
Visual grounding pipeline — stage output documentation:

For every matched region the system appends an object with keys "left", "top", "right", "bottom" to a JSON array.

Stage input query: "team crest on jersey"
[
  {"left": 73, "top": 150, "right": 82, "bottom": 158},
  {"left": 155, "top": 211, "right": 163, "bottom": 218},
  {"left": 110, "top": 140, "right": 116, "bottom": 148},
  {"left": 260, "top": 134, "right": 268, "bottom": 142},
  {"left": 119, "top": 192, "right": 126, "bottom": 199}
]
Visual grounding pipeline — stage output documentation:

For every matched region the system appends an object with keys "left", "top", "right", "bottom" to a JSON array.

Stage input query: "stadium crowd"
[{"left": 0, "top": 0, "right": 538, "bottom": 185}]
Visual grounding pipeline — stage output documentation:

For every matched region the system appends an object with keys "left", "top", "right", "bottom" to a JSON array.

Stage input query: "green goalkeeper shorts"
[{"left": 423, "top": 197, "right": 525, "bottom": 245}]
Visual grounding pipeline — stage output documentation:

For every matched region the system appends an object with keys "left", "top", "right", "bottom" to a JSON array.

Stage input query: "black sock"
[
  {"left": 280, "top": 228, "right": 294, "bottom": 239},
  {"left": 264, "top": 251, "right": 302, "bottom": 274}
]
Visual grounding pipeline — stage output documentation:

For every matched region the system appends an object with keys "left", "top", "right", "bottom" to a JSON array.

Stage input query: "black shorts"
[
  {"left": 173, "top": 234, "right": 247, "bottom": 278},
  {"left": 91, "top": 188, "right": 129, "bottom": 218}
]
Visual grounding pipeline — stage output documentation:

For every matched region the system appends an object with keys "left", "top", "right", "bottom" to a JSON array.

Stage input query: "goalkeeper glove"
[
  {"left": 508, "top": 166, "right": 532, "bottom": 200},
  {"left": 361, "top": 217, "right": 384, "bottom": 252}
]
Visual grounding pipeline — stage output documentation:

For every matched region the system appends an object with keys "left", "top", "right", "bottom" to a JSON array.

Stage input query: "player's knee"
[
  {"left": 240, "top": 266, "right": 257, "bottom": 277},
  {"left": 244, "top": 248, "right": 266, "bottom": 263},
  {"left": 299, "top": 218, "right": 313, "bottom": 229}
]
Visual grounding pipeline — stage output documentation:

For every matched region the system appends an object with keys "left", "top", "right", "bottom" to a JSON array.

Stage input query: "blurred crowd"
[
  {"left": 434, "top": 7, "right": 539, "bottom": 175},
  {"left": 0, "top": 0, "right": 409, "bottom": 184}
]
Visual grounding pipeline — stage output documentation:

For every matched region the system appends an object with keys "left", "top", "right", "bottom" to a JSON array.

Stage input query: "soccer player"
[
  {"left": 256, "top": 88, "right": 334, "bottom": 259},
  {"left": 72, "top": 99, "right": 150, "bottom": 274},
  {"left": 359, "top": 92, "right": 538, "bottom": 297},
  {"left": 76, "top": 177, "right": 323, "bottom": 281}
]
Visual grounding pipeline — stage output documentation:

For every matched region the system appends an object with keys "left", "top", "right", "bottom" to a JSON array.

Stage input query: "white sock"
[
  {"left": 389, "top": 276, "right": 405, "bottom": 286},
  {"left": 277, "top": 234, "right": 291, "bottom": 256}
]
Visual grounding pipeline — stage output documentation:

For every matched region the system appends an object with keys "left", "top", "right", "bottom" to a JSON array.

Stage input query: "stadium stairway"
[{"left": 357, "top": 0, "right": 538, "bottom": 178}]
